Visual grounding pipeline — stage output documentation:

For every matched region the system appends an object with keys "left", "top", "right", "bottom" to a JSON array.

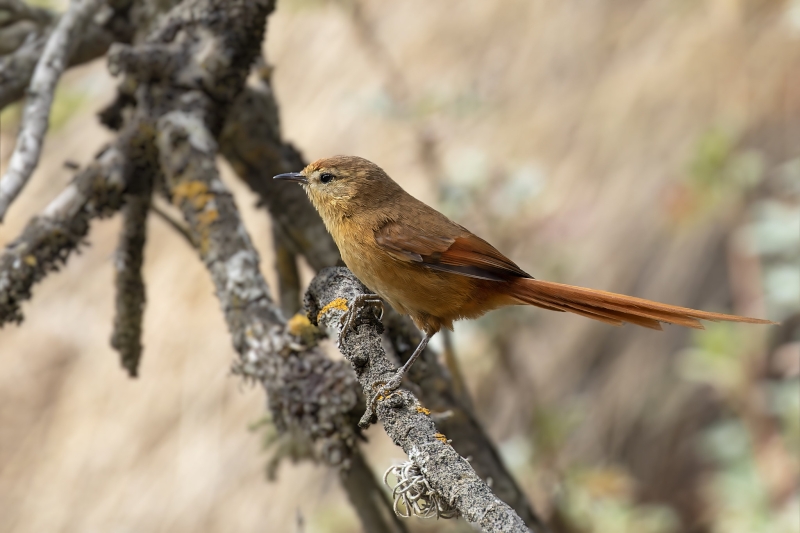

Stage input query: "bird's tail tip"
[{"left": 509, "top": 278, "right": 775, "bottom": 330}]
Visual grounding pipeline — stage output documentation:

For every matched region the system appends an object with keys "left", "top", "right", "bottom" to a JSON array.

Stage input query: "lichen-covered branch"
[
  {"left": 306, "top": 267, "right": 532, "bottom": 533},
  {"left": 382, "top": 312, "right": 549, "bottom": 531},
  {"left": 0, "top": 1, "right": 133, "bottom": 110},
  {"left": 0, "top": 0, "right": 105, "bottom": 221},
  {"left": 0, "top": 132, "right": 133, "bottom": 324},
  {"left": 219, "top": 60, "right": 545, "bottom": 530},
  {"left": 156, "top": 110, "right": 404, "bottom": 532},
  {"left": 110, "top": 181, "right": 153, "bottom": 378}
]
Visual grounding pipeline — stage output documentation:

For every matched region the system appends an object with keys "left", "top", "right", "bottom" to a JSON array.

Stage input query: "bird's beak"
[{"left": 273, "top": 172, "right": 308, "bottom": 184}]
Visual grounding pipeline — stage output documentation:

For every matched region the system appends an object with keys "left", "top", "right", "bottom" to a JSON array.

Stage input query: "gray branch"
[
  {"left": 0, "top": 1, "right": 133, "bottom": 110},
  {"left": 220, "top": 62, "right": 545, "bottom": 531},
  {"left": 0, "top": 0, "right": 105, "bottom": 221},
  {"left": 306, "top": 267, "right": 532, "bottom": 533},
  {"left": 110, "top": 180, "right": 153, "bottom": 378},
  {"left": 121, "top": 3, "right": 404, "bottom": 529},
  {"left": 381, "top": 312, "right": 549, "bottom": 531},
  {"left": 156, "top": 110, "right": 404, "bottom": 533},
  {"left": 0, "top": 132, "right": 132, "bottom": 324},
  {"left": 0, "top": 1, "right": 540, "bottom": 530}
]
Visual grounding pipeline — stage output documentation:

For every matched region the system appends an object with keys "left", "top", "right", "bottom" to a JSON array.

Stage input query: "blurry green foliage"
[
  {"left": 735, "top": 198, "right": 800, "bottom": 319},
  {"left": 28, "top": 0, "right": 60, "bottom": 8},
  {"left": 670, "top": 127, "right": 764, "bottom": 224},
  {"left": 688, "top": 128, "right": 762, "bottom": 194},
  {"left": 701, "top": 420, "right": 800, "bottom": 533},
  {"left": 437, "top": 146, "right": 546, "bottom": 228},
  {"left": 560, "top": 466, "right": 680, "bottom": 533},
  {"left": 677, "top": 323, "right": 754, "bottom": 393},
  {"left": 49, "top": 86, "right": 88, "bottom": 132},
  {"left": 0, "top": 86, "right": 87, "bottom": 138}
]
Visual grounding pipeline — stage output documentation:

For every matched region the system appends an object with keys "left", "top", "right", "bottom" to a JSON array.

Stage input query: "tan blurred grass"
[{"left": 1, "top": 1, "right": 798, "bottom": 532}]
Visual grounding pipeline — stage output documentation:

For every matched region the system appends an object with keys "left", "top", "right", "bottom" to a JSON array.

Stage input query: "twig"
[
  {"left": 0, "top": 0, "right": 104, "bottom": 221},
  {"left": 273, "top": 224, "right": 302, "bottom": 316},
  {"left": 306, "top": 267, "right": 532, "bottom": 533},
  {"left": 110, "top": 180, "right": 153, "bottom": 378},
  {"left": 150, "top": 202, "right": 195, "bottom": 248}
]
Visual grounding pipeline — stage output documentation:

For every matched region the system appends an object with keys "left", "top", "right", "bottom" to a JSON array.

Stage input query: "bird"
[{"left": 274, "top": 155, "right": 774, "bottom": 391}]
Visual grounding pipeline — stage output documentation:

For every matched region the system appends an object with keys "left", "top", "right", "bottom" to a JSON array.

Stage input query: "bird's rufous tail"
[{"left": 509, "top": 278, "right": 774, "bottom": 330}]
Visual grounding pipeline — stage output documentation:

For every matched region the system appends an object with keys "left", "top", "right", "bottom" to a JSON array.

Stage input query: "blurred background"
[{"left": 1, "top": 0, "right": 798, "bottom": 532}]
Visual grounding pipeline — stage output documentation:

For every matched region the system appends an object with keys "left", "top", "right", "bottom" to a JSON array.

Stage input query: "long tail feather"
[{"left": 510, "top": 278, "right": 774, "bottom": 329}]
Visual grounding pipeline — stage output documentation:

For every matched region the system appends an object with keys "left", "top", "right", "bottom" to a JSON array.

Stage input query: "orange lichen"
[
  {"left": 197, "top": 208, "right": 219, "bottom": 226},
  {"left": 416, "top": 406, "right": 431, "bottom": 416},
  {"left": 287, "top": 313, "right": 318, "bottom": 345},
  {"left": 317, "top": 297, "right": 348, "bottom": 322},
  {"left": 434, "top": 433, "right": 448, "bottom": 443},
  {"left": 172, "top": 181, "right": 213, "bottom": 210},
  {"left": 23, "top": 255, "right": 37, "bottom": 267}
]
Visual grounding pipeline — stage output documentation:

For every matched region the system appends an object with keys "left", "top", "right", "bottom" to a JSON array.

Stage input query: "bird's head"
[{"left": 273, "top": 155, "right": 402, "bottom": 220}]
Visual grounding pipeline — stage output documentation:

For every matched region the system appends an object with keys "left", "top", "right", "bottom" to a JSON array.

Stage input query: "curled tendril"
[{"left": 383, "top": 460, "right": 459, "bottom": 520}]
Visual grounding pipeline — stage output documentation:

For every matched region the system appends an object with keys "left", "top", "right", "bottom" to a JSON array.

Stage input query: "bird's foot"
[
  {"left": 337, "top": 293, "right": 384, "bottom": 348},
  {"left": 372, "top": 371, "right": 404, "bottom": 405},
  {"left": 359, "top": 371, "right": 405, "bottom": 428}
]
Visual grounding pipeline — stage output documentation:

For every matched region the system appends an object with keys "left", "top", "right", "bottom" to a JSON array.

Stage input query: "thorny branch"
[
  {"left": 306, "top": 267, "right": 533, "bottom": 533},
  {"left": 0, "top": 0, "right": 104, "bottom": 221}
]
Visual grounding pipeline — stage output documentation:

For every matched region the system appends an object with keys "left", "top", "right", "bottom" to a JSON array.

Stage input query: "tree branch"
[
  {"left": 0, "top": 0, "right": 105, "bottom": 221},
  {"left": 220, "top": 77, "right": 341, "bottom": 271},
  {"left": 382, "top": 312, "right": 549, "bottom": 531},
  {"left": 110, "top": 168, "right": 154, "bottom": 377},
  {"left": 306, "top": 267, "right": 532, "bottom": 533},
  {"left": 0, "top": 1, "right": 134, "bottom": 111},
  {"left": 156, "top": 109, "right": 404, "bottom": 532},
  {"left": 220, "top": 62, "right": 546, "bottom": 531},
  {"left": 0, "top": 129, "right": 136, "bottom": 325}
]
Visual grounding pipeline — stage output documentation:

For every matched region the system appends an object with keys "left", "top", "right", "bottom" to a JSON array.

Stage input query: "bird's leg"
[
  {"left": 338, "top": 293, "right": 384, "bottom": 348},
  {"left": 382, "top": 332, "right": 433, "bottom": 393}
]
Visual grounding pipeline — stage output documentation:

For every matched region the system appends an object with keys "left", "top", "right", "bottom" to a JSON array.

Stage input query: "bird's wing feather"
[{"left": 374, "top": 218, "right": 531, "bottom": 281}]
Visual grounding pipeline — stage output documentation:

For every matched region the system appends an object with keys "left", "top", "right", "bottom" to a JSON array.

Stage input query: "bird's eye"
[{"left": 319, "top": 173, "right": 334, "bottom": 184}]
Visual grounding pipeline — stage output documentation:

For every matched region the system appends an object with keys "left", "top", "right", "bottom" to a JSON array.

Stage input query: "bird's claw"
[
  {"left": 361, "top": 371, "right": 405, "bottom": 423},
  {"left": 337, "top": 294, "right": 384, "bottom": 348}
]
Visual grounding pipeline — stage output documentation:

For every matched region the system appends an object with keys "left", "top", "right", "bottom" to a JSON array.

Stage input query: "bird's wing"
[{"left": 374, "top": 218, "right": 531, "bottom": 281}]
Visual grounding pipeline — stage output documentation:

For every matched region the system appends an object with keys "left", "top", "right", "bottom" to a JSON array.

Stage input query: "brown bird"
[{"left": 275, "top": 155, "right": 773, "bottom": 391}]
